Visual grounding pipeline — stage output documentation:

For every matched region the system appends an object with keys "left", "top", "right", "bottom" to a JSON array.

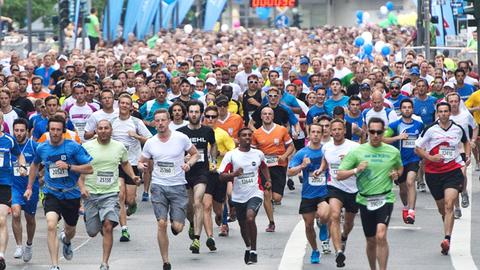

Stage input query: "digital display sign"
[{"left": 250, "top": 0, "right": 298, "bottom": 8}]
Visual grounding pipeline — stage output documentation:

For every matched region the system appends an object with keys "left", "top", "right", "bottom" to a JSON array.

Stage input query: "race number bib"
[
  {"left": 402, "top": 136, "right": 416, "bottom": 148},
  {"left": 13, "top": 165, "right": 30, "bottom": 177},
  {"left": 197, "top": 149, "right": 205, "bottom": 163},
  {"left": 0, "top": 152, "right": 3, "bottom": 167},
  {"left": 309, "top": 173, "right": 326, "bottom": 186},
  {"left": 49, "top": 165, "right": 68, "bottom": 179},
  {"left": 330, "top": 164, "right": 340, "bottom": 178},
  {"left": 265, "top": 155, "right": 279, "bottom": 167},
  {"left": 96, "top": 171, "right": 114, "bottom": 185},
  {"left": 237, "top": 171, "right": 256, "bottom": 186},
  {"left": 156, "top": 161, "right": 175, "bottom": 177},
  {"left": 439, "top": 146, "right": 456, "bottom": 160},
  {"left": 366, "top": 194, "right": 387, "bottom": 211},
  {"left": 74, "top": 122, "right": 86, "bottom": 138}
]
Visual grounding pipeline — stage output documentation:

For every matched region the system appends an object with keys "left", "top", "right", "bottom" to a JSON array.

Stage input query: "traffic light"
[
  {"left": 292, "top": 13, "right": 302, "bottom": 28},
  {"left": 59, "top": 0, "right": 70, "bottom": 28}
]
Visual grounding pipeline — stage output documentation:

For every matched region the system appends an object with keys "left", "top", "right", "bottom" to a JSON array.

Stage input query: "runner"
[
  {"left": 84, "top": 89, "right": 119, "bottom": 140},
  {"left": 80, "top": 120, "right": 140, "bottom": 270},
  {"left": 384, "top": 99, "right": 424, "bottom": 224},
  {"left": 219, "top": 127, "right": 271, "bottom": 265},
  {"left": 11, "top": 118, "right": 39, "bottom": 263},
  {"left": 287, "top": 123, "right": 330, "bottom": 264},
  {"left": 24, "top": 115, "right": 93, "bottom": 270},
  {"left": 337, "top": 117, "right": 403, "bottom": 270},
  {"left": 415, "top": 102, "right": 471, "bottom": 255},
  {"left": 65, "top": 82, "right": 98, "bottom": 142},
  {"left": 0, "top": 112, "right": 28, "bottom": 270},
  {"left": 138, "top": 109, "right": 199, "bottom": 270},
  {"left": 252, "top": 106, "right": 294, "bottom": 232},
  {"left": 178, "top": 100, "right": 217, "bottom": 253},
  {"left": 317, "top": 119, "right": 359, "bottom": 267}
]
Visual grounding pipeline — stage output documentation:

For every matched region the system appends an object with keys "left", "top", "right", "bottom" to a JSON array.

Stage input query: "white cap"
[
  {"left": 57, "top": 55, "right": 68, "bottom": 62},
  {"left": 443, "top": 81, "right": 455, "bottom": 88},
  {"left": 206, "top": 77, "right": 217, "bottom": 85},
  {"left": 187, "top": 76, "right": 197, "bottom": 86}
]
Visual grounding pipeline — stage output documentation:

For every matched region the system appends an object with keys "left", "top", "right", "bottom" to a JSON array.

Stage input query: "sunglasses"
[
  {"left": 391, "top": 86, "right": 399, "bottom": 90},
  {"left": 204, "top": 115, "right": 217, "bottom": 119},
  {"left": 268, "top": 94, "right": 278, "bottom": 98},
  {"left": 368, "top": 129, "right": 384, "bottom": 135},
  {"left": 249, "top": 81, "right": 258, "bottom": 84},
  {"left": 217, "top": 103, "right": 228, "bottom": 108}
]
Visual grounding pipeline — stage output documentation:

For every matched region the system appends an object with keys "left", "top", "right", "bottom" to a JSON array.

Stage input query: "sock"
[
  {"left": 26, "top": 241, "right": 32, "bottom": 246},
  {"left": 222, "top": 204, "right": 228, "bottom": 225},
  {"left": 250, "top": 250, "right": 257, "bottom": 254},
  {"left": 0, "top": 252, "right": 4, "bottom": 258},
  {"left": 445, "top": 235, "right": 451, "bottom": 241},
  {"left": 269, "top": 221, "right": 275, "bottom": 225},
  {"left": 246, "top": 246, "right": 251, "bottom": 251},
  {"left": 122, "top": 226, "right": 128, "bottom": 231},
  {"left": 194, "top": 235, "right": 200, "bottom": 240},
  {"left": 341, "top": 235, "right": 348, "bottom": 242},
  {"left": 403, "top": 206, "right": 408, "bottom": 210},
  {"left": 408, "top": 208, "right": 415, "bottom": 213}
]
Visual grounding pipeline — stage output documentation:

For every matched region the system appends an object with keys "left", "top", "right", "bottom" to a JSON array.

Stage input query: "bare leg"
[
  {"left": 376, "top": 224, "right": 389, "bottom": 270},
  {"left": 102, "top": 220, "right": 114, "bottom": 265},
  {"left": 46, "top": 212, "right": 60, "bottom": 266},
  {"left": 11, "top": 205, "right": 22, "bottom": 245}
]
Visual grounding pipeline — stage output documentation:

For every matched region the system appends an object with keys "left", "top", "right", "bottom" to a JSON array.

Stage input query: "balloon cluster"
[{"left": 354, "top": 31, "right": 391, "bottom": 60}]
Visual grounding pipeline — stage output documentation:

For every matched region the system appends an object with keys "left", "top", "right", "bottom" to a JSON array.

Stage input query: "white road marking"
[
  {"left": 389, "top": 226, "right": 422, "bottom": 230},
  {"left": 451, "top": 165, "right": 478, "bottom": 270},
  {"left": 278, "top": 219, "right": 306, "bottom": 270}
]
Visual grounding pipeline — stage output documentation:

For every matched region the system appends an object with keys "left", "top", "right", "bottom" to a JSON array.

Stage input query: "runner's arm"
[
  {"left": 259, "top": 162, "right": 271, "bottom": 184},
  {"left": 186, "top": 145, "right": 200, "bottom": 166},
  {"left": 121, "top": 160, "right": 138, "bottom": 180},
  {"left": 70, "top": 163, "right": 93, "bottom": 174},
  {"left": 24, "top": 161, "right": 39, "bottom": 200}
]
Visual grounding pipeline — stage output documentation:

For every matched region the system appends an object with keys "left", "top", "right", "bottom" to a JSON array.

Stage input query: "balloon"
[
  {"left": 374, "top": 41, "right": 385, "bottom": 52},
  {"left": 388, "top": 12, "right": 398, "bottom": 25},
  {"left": 356, "top": 10, "right": 363, "bottom": 19},
  {"left": 361, "top": 31, "right": 373, "bottom": 43},
  {"left": 233, "top": 21, "right": 241, "bottom": 28},
  {"left": 356, "top": 18, "right": 363, "bottom": 25},
  {"left": 256, "top": 7, "right": 271, "bottom": 21},
  {"left": 363, "top": 44, "right": 373, "bottom": 55},
  {"left": 221, "top": 24, "right": 229, "bottom": 32},
  {"left": 381, "top": 45, "right": 391, "bottom": 56},
  {"left": 183, "top": 24, "right": 193, "bottom": 34},
  {"left": 386, "top": 1, "right": 394, "bottom": 11},
  {"left": 363, "top": 12, "right": 371, "bottom": 22},
  {"left": 380, "top": 6, "right": 388, "bottom": 15},
  {"left": 354, "top": 36, "right": 365, "bottom": 47}
]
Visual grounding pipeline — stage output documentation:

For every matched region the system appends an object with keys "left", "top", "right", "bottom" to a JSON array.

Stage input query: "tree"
[{"left": 3, "top": 0, "right": 57, "bottom": 28}]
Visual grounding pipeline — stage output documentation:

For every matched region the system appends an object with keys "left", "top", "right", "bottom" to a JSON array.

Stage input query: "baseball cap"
[
  {"left": 206, "top": 77, "right": 217, "bottom": 85},
  {"left": 359, "top": 83, "right": 371, "bottom": 90},
  {"left": 443, "top": 81, "right": 455, "bottom": 89},
  {"left": 187, "top": 77, "right": 197, "bottom": 86},
  {"left": 300, "top": 56, "right": 310, "bottom": 65},
  {"left": 57, "top": 55, "right": 68, "bottom": 62},
  {"left": 215, "top": 95, "right": 229, "bottom": 106},
  {"left": 410, "top": 67, "right": 420, "bottom": 76},
  {"left": 313, "top": 84, "right": 325, "bottom": 91}
]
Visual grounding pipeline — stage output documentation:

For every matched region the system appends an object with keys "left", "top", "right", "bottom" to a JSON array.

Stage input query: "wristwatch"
[{"left": 67, "top": 164, "right": 72, "bottom": 171}]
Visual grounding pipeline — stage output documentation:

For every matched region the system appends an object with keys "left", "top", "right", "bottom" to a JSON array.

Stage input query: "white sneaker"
[
  {"left": 321, "top": 240, "right": 331, "bottom": 254},
  {"left": 476, "top": 163, "right": 480, "bottom": 171},
  {"left": 13, "top": 246, "right": 23, "bottom": 259},
  {"left": 23, "top": 244, "right": 33, "bottom": 262},
  {"left": 49, "top": 266, "right": 60, "bottom": 270}
]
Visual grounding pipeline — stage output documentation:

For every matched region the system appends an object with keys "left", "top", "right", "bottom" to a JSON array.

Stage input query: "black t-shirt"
[
  {"left": 51, "top": 69, "right": 64, "bottom": 85},
  {"left": 12, "top": 97, "right": 34, "bottom": 114},
  {"left": 346, "top": 82, "right": 360, "bottom": 97},
  {"left": 242, "top": 90, "right": 262, "bottom": 124},
  {"left": 251, "top": 104, "right": 289, "bottom": 129},
  {"left": 178, "top": 125, "right": 215, "bottom": 171},
  {"left": 171, "top": 97, "right": 191, "bottom": 111}
]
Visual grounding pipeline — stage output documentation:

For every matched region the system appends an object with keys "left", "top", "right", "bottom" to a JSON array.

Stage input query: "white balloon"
[
  {"left": 375, "top": 41, "right": 385, "bottom": 52},
  {"left": 184, "top": 24, "right": 193, "bottom": 34},
  {"left": 221, "top": 24, "right": 229, "bottom": 32},
  {"left": 363, "top": 12, "right": 371, "bottom": 22},
  {"left": 361, "top": 31, "right": 373, "bottom": 43},
  {"left": 380, "top": 6, "right": 388, "bottom": 15}
]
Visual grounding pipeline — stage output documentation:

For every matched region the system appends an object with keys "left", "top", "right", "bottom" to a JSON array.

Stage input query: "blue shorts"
[{"left": 12, "top": 186, "right": 39, "bottom": 216}]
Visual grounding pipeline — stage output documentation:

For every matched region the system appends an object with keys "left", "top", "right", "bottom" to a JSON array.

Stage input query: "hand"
[
  {"left": 80, "top": 187, "right": 90, "bottom": 199},
  {"left": 398, "top": 133, "right": 409, "bottom": 140},
  {"left": 132, "top": 176, "right": 142, "bottom": 186},
  {"left": 184, "top": 154, "right": 191, "bottom": 163},
  {"left": 356, "top": 161, "right": 368, "bottom": 173},
  {"left": 264, "top": 181, "right": 272, "bottom": 190},
  {"left": 313, "top": 169, "right": 323, "bottom": 177},
  {"left": 137, "top": 161, "right": 147, "bottom": 171},
  {"left": 292, "top": 132, "right": 299, "bottom": 140},
  {"left": 233, "top": 167, "right": 243, "bottom": 177},
  {"left": 278, "top": 155, "right": 287, "bottom": 164},
  {"left": 55, "top": 160, "right": 69, "bottom": 170},
  {"left": 19, "top": 167, "right": 28, "bottom": 177},
  {"left": 23, "top": 189, "right": 32, "bottom": 201},
  {"left": 128, "top": 130, "right": 138, "bottom": 139},
  {"left": 301, "top": 156, "right": 311, "bottom": 169},
  {"left": 470, "top": 141, "right": 477, "bottom": 149},
  {"left": 247, "top": 97, "right": 257, "bottom": 105},
  {"left": 181, "top": 163, "right": 191, "bottom": 172},
  {"left": 389, "top": 170, "right": 399, "bottom": 181},
  {"left": 465, "top": 157, "right": 471, "bottom": 167},
  {"left": 429, "top": 154, "right": 444, "bottom": 162}
]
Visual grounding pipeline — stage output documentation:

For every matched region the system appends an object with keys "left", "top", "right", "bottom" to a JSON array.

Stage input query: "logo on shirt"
[
  {"left": 252, "top": 161, "right": 256, "bottom": 166},
  {"left": 61, "top": 155, "right": 67, "bottom": 161}
]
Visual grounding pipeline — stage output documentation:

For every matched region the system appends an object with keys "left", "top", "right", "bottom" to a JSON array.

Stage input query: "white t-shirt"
[
  {"left": 362, "top": 107, "right": 398, "bottom": 127},
  {"left": 169, "top": 120, "right": 188, "bottom": 131},
  {"left": 66, "top": 103, "right": 97, "bottom": 142},
  {"left": 111, "top": 116, "right": 152, "bottom": 165},
  {"left": 234, "top": 70, "right": 262, "bottom": 92},
  {"left": 450, "top": 110, "right": 477, "bottom": 141},
  {"left": 219, "top": 148, "right": 266, "bottom": 203},
  {"left": 322, "top": 139, "right": 359, "bottom": 193},
  {"left": 3, "top": 109, "right": 20, "bottom": 135},
  {"left": 142, "top": 131, "right": 193, "bottom": 186},
  {"left": 221, "top": 82, "right": 242, "bottom": 100},
  {"left": 85, "top": 109, "right": 119, "bottom": 133}
]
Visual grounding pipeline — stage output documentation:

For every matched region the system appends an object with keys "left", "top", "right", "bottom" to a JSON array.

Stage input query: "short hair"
[
  {"left": 0, "top": 88, "right": 11, "bottom": 98},
  {"left": 445, "top": 92, "right": 461, "bottom": 102},
  {"left": 367, "top": 117, "right": 385, "bottom": 129},
  {"left": 13, "top": 118, "right": 30, "bottom": 131},
  {"left": 330, "top": 78, "right": 342, "bottom": 85},
  {"left": 436, "top": 101, "right": 451, "bottom": 112},
  {"left": 237, "top": 127, "right": 253, "bottom": 137},
  {"left": 330, "top": 118, "right": 345, "bottom": 127},
  {"left": 204, "top": 106, "right": 218, "bottom": 115},
  {"left": 31, "top": 76, "right": 43, "bottom": 84},
  {"left": 168, "top": 102, "right": 187, "bottom": 120},
  {"left": 333, "top": 106, "right": 345, "bottom": 116},
  {"left": 400, "top": 99, "right": 413, "bottom": 108},
  {"left": 454, "top": 68, "right": 466, "bottom": 76},
  {"left": 47, "top": 115, "right": 66, "bottom": 131},
  {"left": 186, "top": 100, "right": 204, "bottom": 114},
  {"left": 348, "top": 95, "right": 361, "bottom": 104},
  {"left": 118, "top": 93, "right": 133, "bottom": 103},
  {"left": 153, "top": 108, "right": 170, "bottom": 119}
]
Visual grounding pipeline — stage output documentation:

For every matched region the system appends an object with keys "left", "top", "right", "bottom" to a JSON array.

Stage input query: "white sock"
[
  {"left": 0, "top": 252, "right": 4, "bottom": 258},
  {"left": 122, "top": 226, "right": 128, "bottom": 230},
  {"left": 246, "top": 246, "right": 251, "bottom": 251}
]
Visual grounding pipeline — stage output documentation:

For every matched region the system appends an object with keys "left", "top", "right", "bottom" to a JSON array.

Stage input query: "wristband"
[
  {"left": 353, "top": 168, "right": 358, "bottom": 175},
  {"left": 67, "top": 164, "right": 72, "bottom": 171},
  {"left": 26, "top": 184, "right": 32, "bottom": 190},
  {"left": 20, "top": 165, "right": 27, "bottom": 170}
]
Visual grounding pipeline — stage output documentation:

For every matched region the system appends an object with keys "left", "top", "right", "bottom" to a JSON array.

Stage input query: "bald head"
[{"left": 371, "top": 91, "right": 384, "bottom": 111}]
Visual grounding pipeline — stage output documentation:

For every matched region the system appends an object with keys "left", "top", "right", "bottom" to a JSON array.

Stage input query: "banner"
[
  {"left": 123, "top": 0, "right": 142, "bottom": 39},
  {"left": 178, "top": 0, "right": 194, "bottom": 25},
  {"left": 162, "top": 0, "right": 177, "bottom": 28},
  {"left": 102, "top": 0, "right": 124, "bottom": 41},
  {"left": 204, "top": 0, "right": 227, "bottom": 31},
  {"left": 73, "top": 0, "right": 80, "bottom": 45},
  {"left": 138, "top": 0, "right": 161, "bottom": 39}
]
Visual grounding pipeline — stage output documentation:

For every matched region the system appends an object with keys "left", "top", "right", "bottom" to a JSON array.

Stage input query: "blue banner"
[
  {"left": 73, "top": 0, "right": 80, "bottom": 46},
  {"left": 178, "top": 0, "right": 194, "bottom": 25},
  {"left": 138, "top": 0, "right": 160, "bottom": 39},
  {"left": 102, "top": 0, "right": 124, "bottom": 41},
  {"left": 204, "top": 0, "right": 227, "bottom": 31},
  {"left": 123, "top": 0, "right": 142, "bottom": 39},
  {"left": 162, "top": 0, "right": 177, "bottom": 28}
]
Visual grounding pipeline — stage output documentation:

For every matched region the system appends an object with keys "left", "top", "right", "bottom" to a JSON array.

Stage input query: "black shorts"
[
  {"left": 43, "top": 194, "right": 81, "bottom": 226},
  {"left": 232, "top": 197, "right": 263, "bottom": 222},
  {"left": 118, "top": 165, "right": 140, "bottom": 185},
  {"left": 425, "top": 168, "right": 464, "bottom": 201},
  {"left": 185, "top": 169, "right": 209, "bottom": 189},
  {"left": 359, "top": 203, "right": 393, "bottom": 237},
  {"left": 396, "top": 161, "right": 419, "bottom": 184},
  {"left": 327, "top": 186, "right": 359, "bottom": 213},
  {"left": 0, "top": 185, "right": 11, "bottom": 207},
  {"left": 461, "top": 153, "right": 467, "bottom": 162},
  {"left": 205, "top": 171, "right": 227, "bottom": 203},
  {"left": 261, "top": 166, "right": 287, "bottom": 196},
  {"left": 299, "top": 196, "right": 328, "bottom": 214}
]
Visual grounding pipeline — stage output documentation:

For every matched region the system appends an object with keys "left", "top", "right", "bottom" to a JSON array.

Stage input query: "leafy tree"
[{"left": 2, "top": 0, "right": 57, "bottom": 28}]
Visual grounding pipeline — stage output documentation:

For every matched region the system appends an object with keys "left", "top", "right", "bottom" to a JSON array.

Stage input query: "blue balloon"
[
  {"left": 164, "top": 0, "right": 176, "bottom": 4},
  {"left": 256, "top": 7, "right": 271, "bottom": 21},
  {"left": 363, "top": 44, "right": 373, "bottom": 55},
  {"left": 356, "top": 18, "right": 363, "bottom": 25},
  {"left": 381, "top": 46, "right": 391, "bottom": 56},
  {"left": 356, "top": 10, "right": 364, "bottom": 19},
  {"left": 386, "top": 1, "right": 394, "bottom": 11},
  {"left": 354, "top": 37, "right": 365, "bottom": 47}
]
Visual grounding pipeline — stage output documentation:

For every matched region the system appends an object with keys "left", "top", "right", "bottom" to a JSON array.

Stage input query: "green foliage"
[{"left": 3, "top": 0, "right": 57, "bottom": 28}]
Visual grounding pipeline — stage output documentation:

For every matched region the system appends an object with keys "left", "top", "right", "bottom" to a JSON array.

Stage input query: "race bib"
[
  {"left": 366, "top": 194, "right": 387, "bottom": 211},
  {"left": 13, "top": 165, "right": 30, "bottom": 177},
  {"left": 74, "top": 122, "right": 86, "bottom": 138},
  {"left": 330, "top": 163, "right": 340, "bottom": 178},
  {"left": 156, "top": 161, "right": 175, "bottom": 177},
  {"left": 49, "top": 165, "right": 68, "bottom": 179},
  {"left": 265, "top": 155, "right": 279, "bottom": 167},
  {"left": 402, "top": 137, "right": 416, "bottom": 148},
  {"left": 96, "top": 171, "right": 114, "bottom": 185},
  {"left": 197, "top": 149, "right": 205, "bottom": 163},
  {"left": 237, "top": 171, "right": 256, "bottom": 186},
  {"left": 0, "top": 152, "right": 3, "bottom": 167},
  {"left": 439, "top": 146, "right": 456, "bottom": 160},
  {"left": 309, "top": 173, "right": 326, "bottom": 186}
]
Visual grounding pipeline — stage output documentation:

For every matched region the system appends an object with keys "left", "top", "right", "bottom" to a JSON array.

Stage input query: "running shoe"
[
  {"left": 49, "top": 266, "right": 60, "bottom": 270},
  {"left": 218, "top": 224, "right": 229, "bottom": 237},
  {"left": 248, "top": 252, "right": 258, "bottom": 264},
  {"left": 0, "top": 257, "right": 5, "bottom": 270},
  {"left": 402, "top": 208, "right": 408, "bottom": 224},
  {"left": 23, "top": 244, "right": 33, "bottom": 262},
  {"left": 476, "top": 163, "right": 480, "bottom": 171},
  {"left": 244, "top": 250, "right": 250, "bottom": 264},
  {"left": 126, "top": 202, "right": 137, "bottom": 216},
  {"left": 417, "top": 183, "right": 426, "bottom": 193},
  {"left": 265, "top": 223, "right": 275, "bottom": 232},
  {"left": 120, "top": 229, "right": 130, "bottom": 242},
  {"left": 287, "top": 178, "right": 295, "bottom": 190},
  {"left": 142, "top": 192, "right": 149, "bottom": 202},
  {"left": 461, "top": 192, "right": 470, "bottom": 208},
  {"left": 310, "top": 250, "right": 320, "bottom": 264},
  {"left": 60, "top": 232, "right": 73, "bottom": 260},
  {"left": 100, "top": 263, "right": 109, "bottom": 270},
  {"left": 13, "top": 245, "right": 23, "bottom": 259},
  {"left": 321, "top": 240, "right": 332, "bottom": 254},
  {"left": 441, "top": 239, "right": 450, "bottom": 255},
  {"left": 454, "top": 208, "right": 462, "bottom": 219},
  {"left": 163, "top": 262, "right": 171, "bottom": 270},
  {"left": 336, "top": 251, "right": 346, "bottom": 267},
  {"left": 341, "top": 235, "right": 348, "bottom": 253},
  {"left": 319, "top": 223, "right": 329, "bottom": 241},
  {"left": 206, "top": 237, "right": 217, "bottom": 251},
  {"left": 188, "top": 223, "right": 195, "bottom": 240},
  {"left": 190, "top": 239, "right": 200, "bottom": 254},
  {"left": 406, "top": 209, "right": 415, "bottom": 224}
]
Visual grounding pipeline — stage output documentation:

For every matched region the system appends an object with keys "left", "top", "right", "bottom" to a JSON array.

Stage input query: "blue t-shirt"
[
  {"left": 279, "top": 104, "right": 299, "bottom": 126},
  {"left": 139, "top": 99, "right": 170, "bottom": 135},
  {"left": 387, "top": 119, "right": 424, "bottom": 165},
  {"left": 457, "top": 84, "right": 476, "bottom": 101},
  {"left": 261, "top": 91, "right": 301, "bottom": 109},
  {"left": 306, "top": 104, "right": 327, "bottom": 125},
  {"left": 298, "top": 73, "right": 311, "bottom": 87},
  {"left": 34, "top": 66, "right": 56, "bottom": 87},
  {"left": 0, "top": 133, "right": 21, "bottom": 186},
  {"left": 34, "top": 139, "right": 92, "bottom": 199},
  {"left": 32, "top": 118, "right": 75, "bottom": 140},
  {"left": 413, "top": 96, "right": 437, "bottom": 125},
  {"left": 288, "top": 146, "right": 328, "bottom": 199},
  {"left": 387, "top": 94, "right": 410, "bottom": 115},
  {"left": 345, "top": 114, "right": 363, "bottom": 142},
  {"left": 324, "top": 96, "right": 350, "bottom": 116},
  {"left": 11, "top": 139, "right": 39, "bottom": 191}
]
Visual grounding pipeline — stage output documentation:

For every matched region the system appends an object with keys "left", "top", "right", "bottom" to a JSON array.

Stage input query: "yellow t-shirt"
[
  {"left": 465, "top": 90, "right": 480, "bottom": 124},
  {"left": 214, "top": 127, "right": 235, "bottom": 169}
]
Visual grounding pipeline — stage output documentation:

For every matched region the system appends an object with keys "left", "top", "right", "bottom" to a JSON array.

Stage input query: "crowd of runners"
[{"left": 0, "top": 24, "right": 478, "bottom": 270}]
